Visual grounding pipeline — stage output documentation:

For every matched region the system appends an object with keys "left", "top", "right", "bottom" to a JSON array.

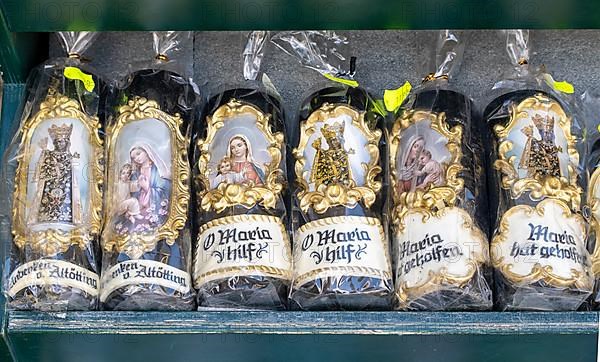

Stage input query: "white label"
[
  {"left": 293, "top": 216, "right": 391, "bottom": 288},
  {"left": 194, "top": 215, "right": 292, "bottom": 288},
  {"left": 394, "top": 207, "right": 488, "bottom": 296},
  {"left": 492, "top": 199, "right": 593, "bottom": 287},
  {"left": 100, "top": 260, "right": 191, "bottom": 302},
  {"left": 7, "top": 259, "right": 99, "bottom": 298}
]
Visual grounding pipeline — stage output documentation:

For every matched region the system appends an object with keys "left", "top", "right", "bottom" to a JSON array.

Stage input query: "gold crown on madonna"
[
  {"left": 48, "top": 123, "right": 73, "bottom": 141},
  {"left": 532, "top": 113, "right": 554, "bottom": 133},
  {"left": 321, "top": 122, "right": 345, "bottom": 142}
]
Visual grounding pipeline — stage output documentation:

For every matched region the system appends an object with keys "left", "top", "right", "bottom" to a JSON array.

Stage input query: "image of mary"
[
  {"left": 397, "top": 135, "right": 425, "bottom": 194},
  {"left": 114, "top": 142, "right": 172, "bottom": 234},
  {"left": 225, "top": 134, "right": 265, "bottom": 187}
]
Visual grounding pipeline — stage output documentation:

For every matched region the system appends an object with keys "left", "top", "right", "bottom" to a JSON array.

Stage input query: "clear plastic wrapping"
[
  {"left": 581, "top": 89, "right": 600, "bottom": 305},
  {"left": 1, "top": 32, "right": 105, "bottom": 311},
  {"left": 243, "top": 31, "right": 270, "bottom": 81},
  {"left": 192, "top": 32, "right": 292, "bottom": 310},
  {"left": 271, "top": 31, "right": 354, "bottom": 78},
  {"left": 484, "top": 30, "right": 593, "bottom": 310},
  {"left": 275, "top": 31, "right": 393, "bottom": 310},
  {"left": 99, "top": 31, "right": 197, "bottom": 310},
  {"left": 391, "top": 31, "right": 492, "bottom": 310},
  {"left": 420, "top": 30, "right": 466, "bottom": 82}
]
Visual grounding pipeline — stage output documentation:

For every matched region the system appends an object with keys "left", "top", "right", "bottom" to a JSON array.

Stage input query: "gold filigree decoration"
[
  {"left": 293, "top": 103, "right": 382, "bottom": 214},
  {"left": 196, "top": 99, "right": 284, "bottom": 213},
  {"left": 492, "top": 93, "right": 581, "bottom": 210},
  {"left": 102, "top": 97, "right": 189, "bottom": 259},
  {"left": 491, "top": 198, "right": 592, "bottom": 290},
  {"left": 12, "top": 93, "right": 104, "bottom": 256},
  {"left": 394, "top": 207, "right": 488, "bottom": 308},
  {"left": 193, "top": 214, "right": 292, "bottom": 288},
  {"left": 389, "top": 110, "right": 464, "bottom": 231}
]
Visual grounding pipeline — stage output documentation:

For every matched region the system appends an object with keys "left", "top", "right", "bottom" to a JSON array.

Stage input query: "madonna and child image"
[
  {"left": 109, "top": 119, "right": 173, "bottom": 235},
  {"left": 395, "top": 119, "right": 451, "bottom": 195},
  {"left": 207, "top": 113, "right": 273, "bottom": 190}
]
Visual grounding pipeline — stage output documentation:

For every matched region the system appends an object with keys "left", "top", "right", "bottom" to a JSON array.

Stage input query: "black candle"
[
  {"left": 390, "top": 83, "right": 492, "bottom": 310},
  {"left": 289, "top": 85, "right": 393, "bottom": 310},
  {"left": 192, "top": 87, "right": 292, "bottom": 310},
  {"left": 484, "top": 89, "right": 593, "bottom": 310},
  {"left": 3, "top": 32, "right": 105, "bottom": 311},
  {"left": 587, "top": 137, "right": 600, "bottom": 306},
  {"left": 100, "top": 34, "right": 198, "bottom": 310}
]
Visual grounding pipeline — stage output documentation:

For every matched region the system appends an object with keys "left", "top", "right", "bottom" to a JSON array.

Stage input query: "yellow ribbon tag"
[
  {"left": 384, "top": 81, "right": 412, "bottom": 112},
  {"left": 323, "top": 73, "right": 359, "bottom": 88},
  {"left": 372, "top": 99, "right": 387, "bottom": 117},
  {"left": 64, "top": 67, "right": 95, "bottom": 92},
  {"left": 543, "top": 73, "right": 574, "bottom": 94}
]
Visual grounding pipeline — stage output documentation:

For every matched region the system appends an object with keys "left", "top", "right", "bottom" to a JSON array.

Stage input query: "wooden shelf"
[
  {"left": 7, "top": 310, "right": 599, "bottom": 335},
  {"left": 4, "top": 311, "right": 598, "bottom": 362}
]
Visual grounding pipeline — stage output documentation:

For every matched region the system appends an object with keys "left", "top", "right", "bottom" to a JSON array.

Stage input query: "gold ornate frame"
[
  {"left": 196, "top": 99, "right": 284, "bottom": 213},
  {"left": 293, "top": 103, "right": 382, "bottom": 214},
  {"left": 395, "top": 207, "right": 488, "bottom": 307},
  {"left": 389, "top": 110, "right": 464, "bottom": 231},
  {"left": 493, "top": 93, "right": 581, "bottom": 210},
  {"left": 12, "top": 93, "right": 104, "bottom": 256},
  {"left": 102, "top": 97, "right": 189, "bottom": 259},
  {"left": 491, "top": 198, "right": 592, "bottom": 290}
]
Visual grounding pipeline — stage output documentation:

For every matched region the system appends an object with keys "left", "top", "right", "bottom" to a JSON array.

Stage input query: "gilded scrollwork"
[
  {"left": 293, "top": 103, "right": 382, "bottom": 214},
  {"left": 12, "top": 93, "right": 104, "bottom": 256},
  {"left": 492, "top": 93, "right": 581, "bottom": 210},
  {"left": 395, "top": 207, "right": 488, "bottom": 308},
  {"left": 196, "top": 99, "right": 284, "bottom": 213},
  {"left": 389, "top": 110, "right": 464, "bottom": 231},
  {"left": 491, "top": 198, "right": 592, "bottom": 290},
  {"left": 102, "top": 97, "right": 189, "bottom": 259}
]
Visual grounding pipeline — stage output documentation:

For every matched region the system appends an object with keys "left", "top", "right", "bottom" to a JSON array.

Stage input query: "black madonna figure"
[
  {"left": 289, "top": 85, "right": 394, "bottom": 310},
  {"left": 4, "top": 32, "right": 105, "bottom": 311},
  {"left": 484, "top": 30, "right": 592, "bottom": 311}
]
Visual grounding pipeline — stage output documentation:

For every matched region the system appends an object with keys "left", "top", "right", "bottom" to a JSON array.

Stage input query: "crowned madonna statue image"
[{"left": 29, "top": 123, "right": 83, "bottom": 226}]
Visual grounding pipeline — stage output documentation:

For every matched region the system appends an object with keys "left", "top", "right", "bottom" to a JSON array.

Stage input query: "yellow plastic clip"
[
  {"left": 384, "top": 81, "right": 412, "bottom": 112},
  {"left": 64, "top": 66, "right": 95, "bottom": 92},
  {"left": 543, "top": 73, "right": 574, "bottom": 94},
  {"left": 323, "top": 73, "right": 359, "bottom": 88}
]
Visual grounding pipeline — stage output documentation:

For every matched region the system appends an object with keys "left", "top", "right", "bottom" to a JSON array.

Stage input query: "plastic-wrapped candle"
[
  {"left": 100, "top": 32, "right": 198, "bottom": 311},
  {"left": 3, "top": 32, "right": 105, "bottom": 311},
  {"left": 193, "top": 31, "right": 293, "bottom": 310},
  {"left": 272, "top": 31, "right": 394, "bottom": 310},
  {"left": 484, "top": 30, "right": 593, "bottom": 311},
  {"left": 390, "top": 31, "right": 492, "bottom": 311}
]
